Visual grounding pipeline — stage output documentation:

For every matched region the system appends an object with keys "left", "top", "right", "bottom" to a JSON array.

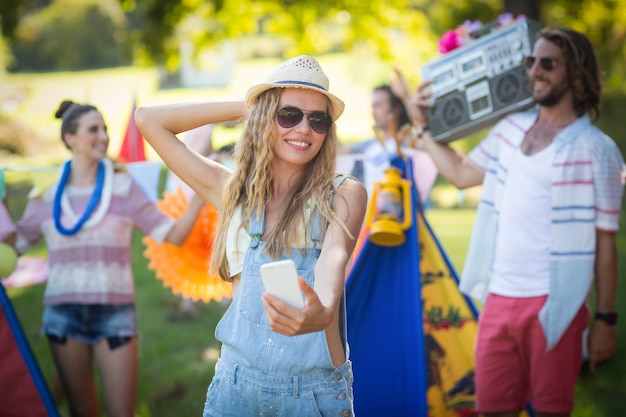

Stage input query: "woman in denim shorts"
[
  {"left": 136, "top": 55, "right": 368, "bottom": 416},
  {"left": 12, "top": 100, "right": 205, "bottom": 417}
]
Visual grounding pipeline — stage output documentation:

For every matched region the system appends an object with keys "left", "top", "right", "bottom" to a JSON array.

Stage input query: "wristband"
[{"left": 595, "top": 312, "right": 618, "bottom": 325}]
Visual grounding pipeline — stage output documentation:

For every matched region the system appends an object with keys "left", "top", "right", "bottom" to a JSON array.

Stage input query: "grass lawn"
[{"left": 6, "top": 207, "right": 626, "bottom": 416}]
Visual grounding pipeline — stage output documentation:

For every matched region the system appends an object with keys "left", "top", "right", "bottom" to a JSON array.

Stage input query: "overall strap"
[
  {"left": 311, "top": 174, "right": 349, "bottom": 258},
  {"left": 330, "top": 174, "right": 349, "bottom": 204},
  {"left": 247, "top": 206, "right": 264, "bottom": 249}
]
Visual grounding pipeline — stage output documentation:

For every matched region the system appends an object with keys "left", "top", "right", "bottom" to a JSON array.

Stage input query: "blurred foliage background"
[
  {"left": 0, "top": 0, "right": 625, "bottom": 83},
  {"left": 1, "top": 2, "right": 626, "bottom": 416},
  {"left": 1, "top": 0, "right": 625, "bottom": 211},
  {"left": 1, "top": 0, "right": 626, "bottom": 158}
]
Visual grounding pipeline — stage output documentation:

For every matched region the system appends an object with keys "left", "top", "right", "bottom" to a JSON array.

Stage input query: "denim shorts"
[
  {"left": 203, "top": 357, "right": 355, "bottom": 417},
  {"left": 42, "top": 303, "right": 137, "bottom": 348}
]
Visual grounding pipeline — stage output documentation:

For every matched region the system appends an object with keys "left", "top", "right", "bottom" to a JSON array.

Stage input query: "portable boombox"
[{"left": 422, "top": 18, "right": 542, "bottom": 143}]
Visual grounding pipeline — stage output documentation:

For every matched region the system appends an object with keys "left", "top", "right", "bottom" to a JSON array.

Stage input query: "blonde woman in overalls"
[{"left": 136, "top": 55, "right": 368, "bottom": 416}]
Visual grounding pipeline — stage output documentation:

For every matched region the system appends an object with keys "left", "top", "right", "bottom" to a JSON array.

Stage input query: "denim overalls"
[{"left": 203, "top": 176, "right": 354, "bottom": 417}]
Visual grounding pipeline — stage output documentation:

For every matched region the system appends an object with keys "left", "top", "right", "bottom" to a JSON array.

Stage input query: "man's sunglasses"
[
  {"left": 523, "top": 55, "right": 558, "bottom": 71},
  {"left": 276, "top": 106, "right": 332, "bottom": 135}
]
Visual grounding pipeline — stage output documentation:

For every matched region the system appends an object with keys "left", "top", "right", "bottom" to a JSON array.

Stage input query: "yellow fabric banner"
[{"left": 419, "top": 211, "right": 478, "bottom": 416}]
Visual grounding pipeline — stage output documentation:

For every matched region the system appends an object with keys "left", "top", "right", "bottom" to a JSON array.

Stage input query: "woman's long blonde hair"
[{"left": 210, "top": 88, "right": 350, "bottom": 282}]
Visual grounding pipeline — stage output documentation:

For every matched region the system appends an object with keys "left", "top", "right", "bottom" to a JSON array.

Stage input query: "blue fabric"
[
  {"left": 346, "top": 156, "right": 536, "bottom": 417},
  {"left": 346, "top": 156, "right": 428, "bottom": 416}
]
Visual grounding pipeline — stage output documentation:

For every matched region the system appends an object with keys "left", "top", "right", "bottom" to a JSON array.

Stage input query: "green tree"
[
  {"left": 122, "top": 0, "right": 195, "bottom": 68},
  {"left": 10, "top": 0, "right": 128, "bottom": 71},
  {"left": 0, "top": 0, "right": 50, "bottom": 39},
  {"left": 541, "top": 0, "right": 626, "bottom": 92},
  {"left": 3, "top": 0, "right": 626, "bottom": 91},
  {"left": 504, "top": 0, "right": 540, "bottom": 19},
  {"left": 0, "top": 0, "right": 26, "bottom": 39},
  {"left": 128, "top": 0, "right": 444, "bottom": 67}
]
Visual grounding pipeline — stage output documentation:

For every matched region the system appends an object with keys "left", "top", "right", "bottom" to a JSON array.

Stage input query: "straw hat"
[{"left": 245, "top": 55, "right": 345, "bottom": 121}]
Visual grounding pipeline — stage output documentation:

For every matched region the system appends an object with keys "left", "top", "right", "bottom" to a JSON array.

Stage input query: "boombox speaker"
[{"left": 422, "top": 18, "right": 542, "bottom": 143}]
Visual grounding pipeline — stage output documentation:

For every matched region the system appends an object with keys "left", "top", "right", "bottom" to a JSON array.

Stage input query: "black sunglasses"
[
  {"left": 276, "top": 106, "right": 332, "bottom": 135},
  {"left": 523, "top": 55, "right": 558, "bottom": 71}
]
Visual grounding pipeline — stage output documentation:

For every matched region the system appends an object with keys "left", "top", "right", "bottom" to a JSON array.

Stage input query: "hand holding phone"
[{"left": 260, "top": 259, "right": 305, "bottom": 310}]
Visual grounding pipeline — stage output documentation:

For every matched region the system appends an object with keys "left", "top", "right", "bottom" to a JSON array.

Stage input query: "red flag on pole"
[{"left": 118, "top": 100, "right": 146, "bottom": 163}]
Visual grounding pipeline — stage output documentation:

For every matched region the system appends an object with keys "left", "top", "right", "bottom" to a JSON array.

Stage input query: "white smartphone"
[{"left": 260, "top": 259, "right": 305, "bottom": 310}]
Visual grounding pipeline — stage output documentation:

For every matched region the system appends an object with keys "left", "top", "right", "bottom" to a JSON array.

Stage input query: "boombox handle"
[{"left": 469, "top": 20, "right": 503, "bottom": 40}]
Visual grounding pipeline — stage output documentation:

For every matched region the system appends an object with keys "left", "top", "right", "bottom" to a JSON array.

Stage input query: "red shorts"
[{"left": 475, "top": 294, "right": 589, "bottom": 414}]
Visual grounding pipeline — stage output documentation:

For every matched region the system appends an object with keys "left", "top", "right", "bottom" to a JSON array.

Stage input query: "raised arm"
[
  {"left": 392, "top": 69, "right": 484, "bottom": 189},
  {"left": 314, "top": 178, "right": 368, "bottom": 313},
  {"left": 163, "top": 193, "right": 207, "bottom": 246},
  {"left": 134, "top": 101, "right": 246, "bottom": 208},
  {"left": 303, "top": 179, "right": 367, "bottom": 328},
  {"left": 416, "top": 131, "right": 484, "bottom": 189}
]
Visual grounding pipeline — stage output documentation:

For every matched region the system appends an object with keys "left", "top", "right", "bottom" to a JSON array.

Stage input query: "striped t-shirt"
[{"left": 16, "top": 172, "right": 174, "bottom": 306}]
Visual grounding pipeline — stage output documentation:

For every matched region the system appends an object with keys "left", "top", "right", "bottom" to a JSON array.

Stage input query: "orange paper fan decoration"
[{"left": 143, "top": 187, "right": 232, "bottom": 303}]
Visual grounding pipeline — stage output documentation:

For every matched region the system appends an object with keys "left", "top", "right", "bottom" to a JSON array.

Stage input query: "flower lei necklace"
[{"left": 53, "top": 158, "right": 113, "bottom": 236}]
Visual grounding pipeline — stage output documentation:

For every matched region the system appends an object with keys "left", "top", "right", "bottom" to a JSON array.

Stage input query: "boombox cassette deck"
[{"left": 422, "top": 18, "right": 542, "bottom": 143}]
